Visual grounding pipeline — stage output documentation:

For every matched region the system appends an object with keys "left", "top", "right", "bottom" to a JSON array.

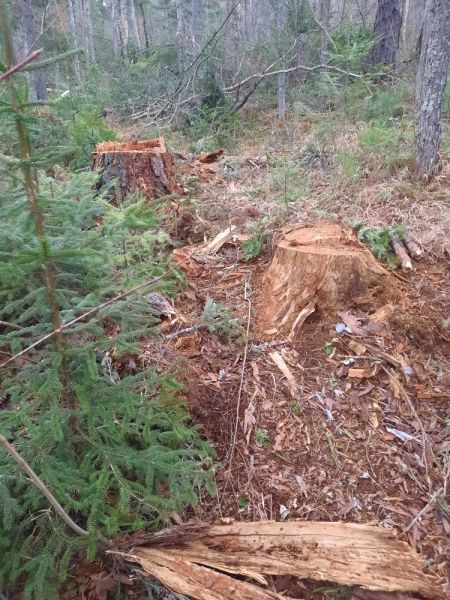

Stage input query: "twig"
[
  {"left": 165, "top": 324, "right": 206, "bottom": 340},
  {"left": 0, "top": 49, "right": 43, "bottom": 82},
  {"left": 403, "top": 488, "right": 443, "bottom": 533},
  {"left": 0, "top": 433, "right": 111, "bottom": 546},
  {"left": 0, "top": 260, "right": 188, "bottom": 369},
  {"left": 0, "top": 320, "right": 21, "bottom": 329},
  {"left": 227, "top": 278, "right": 252, "bottom": 468},
  {"left": 224, "top": 62, "right": 363, "bottom": 94}
]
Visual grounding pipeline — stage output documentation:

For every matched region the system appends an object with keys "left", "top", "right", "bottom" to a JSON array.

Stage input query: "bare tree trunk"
[
  {"left": 20, "top": 0, "right": 48, "bottom": 100},
  {"left": 111, "top": 0, "right": 125, "bottom": 60},
  {"left": 138, "top": 0, "right": 150, "bottom": 52},
  {"left": 129, "top": 0, "right": 142, "bottom": 50},
  {"left": 81, "top": 0, "right": 95, "bottom": 64},
  {"left": 368, "top": 0, "right": 404, "bottom": 67},
  {"left": 67, "top": 0, "right": 81, "bottom": 82},
  {"left": 414, "top": 0, "right": 450, "bottom": 180},
  {"left": 120, "top": 0, "right": 129, "bottom": 48},
  {"left": 276, "top": 0, "right": 288, "bottom": 120},
  {"left": 319, "top": 0, "right": 331, "bottom": 63},
  {"left": 191, "top": 0, "right": 202, "bottom": 53},
  {"left": 175, "top": 0, "right": 187, "bottom": 70}
]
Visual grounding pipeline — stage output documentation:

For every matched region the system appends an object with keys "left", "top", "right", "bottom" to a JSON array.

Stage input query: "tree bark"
[
  {"left": 191, "top": 0, "right": 202, "bottom": 53},
  {"left": 81, "top": 0, "right": 96, "bottom": 64},
  {"left": 128, "top": 0, "right": 142, "bottom": 50},
  {"left": 414, "top": 0, "right": 450, "bottom": 180},
  {"left": 111, "top": 0, "right": 125, "bottom": 60},
  {"left": 368, "top": 0, "right": 404, "bottom": 67},
  {"left": 20, "top": 0, "right": 48, "bottom": 100},
  {"left": 92, "top": 138, "right": 183, "bottom": 202},
  {"left": 67, "top": 0, "right": 81, "bottom": 83},
  {"left": 260, "top": 222, "right": 396, "bottom": 336},
  {"left": 319, "top": 0, "right": 331, "bottom": 63},
  {"left": 138, "top": 0, "right": 150, "bottom": 52}
]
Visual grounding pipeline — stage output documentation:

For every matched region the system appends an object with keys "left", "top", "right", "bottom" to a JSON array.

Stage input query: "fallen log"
[
  {"left": 115, "top": 520, "right": 444, "bottom": 599},
  {"left": 91, "top": 138, "right": 183, "bottom": 202},
  {"left": 390, "top": 232, "right": 413, "bottom": 270}
]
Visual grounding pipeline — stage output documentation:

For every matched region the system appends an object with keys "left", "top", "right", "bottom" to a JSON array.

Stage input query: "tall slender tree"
[
  {"left": 275, "top": 0, "right": 288, "bottom": 120},
  {"left": 414, "top": 0, "right": 450, "bottom": 180},
  {"left": 368, "top": 0, "right": 404, "bottom": 67},
  {"left": 319, "top": 0, "right": 331, "bottom": 64},
  {"left": 19, "top": 0, "right": 48, "bottom": 100}
]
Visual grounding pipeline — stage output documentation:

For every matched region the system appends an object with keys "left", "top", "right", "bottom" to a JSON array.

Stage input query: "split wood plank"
[
  {"left": 119, "top": 520, "right": 444, "bottom": 599},
  {"left": 199, "top": 225, "right": 237, "bottom": 255}
]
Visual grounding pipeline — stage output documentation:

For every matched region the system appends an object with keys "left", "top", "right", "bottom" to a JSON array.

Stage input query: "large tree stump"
[
  {"left": 261, "top": 221, "right": 397, "bottom": 336},
  {"left": 91, "top": 138, "right": 182, "bottom": 202}
]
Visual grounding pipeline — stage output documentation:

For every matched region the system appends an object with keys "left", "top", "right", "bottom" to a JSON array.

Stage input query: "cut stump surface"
[
  {"left": 261, "top": 221, "right": 397, "bottom": 336},
  {"left": 91, "top": 138, "right": 182, "bottom": 202}
]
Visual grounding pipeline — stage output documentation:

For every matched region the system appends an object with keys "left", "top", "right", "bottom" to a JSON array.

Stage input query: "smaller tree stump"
[
  {"left": 92, "top": 138, "right": 183, "bottom": 202},
  {"left": 261, "top": 221, "right": 398, "bottom": 336}
]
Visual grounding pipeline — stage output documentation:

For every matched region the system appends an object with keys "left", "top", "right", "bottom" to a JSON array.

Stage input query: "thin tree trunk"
[
  {"left": 82, "top": 0, "right": 95, "bottom": 64},
  {"left": 111, "top": 0, "right": 125, "bottom": 60},
  {"left": 368, "top": 0, "right": 404, "bottom": 67},
  {"left": 191, "top": 0, "right": 202, "bottom": 53},
  {"left": 138, "top": 1, "right": 150, "bottom": 52},
  {"left": 414, "top": 0, "right": 450, "bottom": 180},
  {"left": 129, "top": 0, "right": 142, "bottom": 50},
  {"left": 175, "top": 0, "right": 187, "bottom": 69},
  {"left": 276, "top": 0, "right": 288, "bottom": 120},
  {"left": 120, "top": 0, "right": 129, "bottom": 48},
  {"left": 67, "top": 0, "right": 81, "bottom": 82},
  {"left": 319, "top": 0, "right": 331, "bottom": 63},
  {"left": 20, "top": 0, "right": 48, "bottom": 100}
]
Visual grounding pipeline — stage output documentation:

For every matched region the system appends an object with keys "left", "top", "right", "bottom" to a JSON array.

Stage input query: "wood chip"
[
  {"left": 348, "top": 366, "right": 378, "bottom": 379},
  {"left": 288, "top": 301, "right": 315, "bottom": 340},
  {"left": 368, "top": 304, "right": 397, "bottom": 324},
  {"left": 269, "top": 351, "right": 299, "bottom": 398},
  {"left": 347, "top": 339, "right": 367, "bottom": 355}
]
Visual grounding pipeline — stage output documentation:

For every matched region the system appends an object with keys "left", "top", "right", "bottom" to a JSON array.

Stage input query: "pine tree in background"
[{"left": 0, "top": 3, "right": 213, "bottom": 598}]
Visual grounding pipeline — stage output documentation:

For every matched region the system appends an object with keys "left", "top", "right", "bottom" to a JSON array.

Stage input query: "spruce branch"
[
  {"left": 0, "top": 259, "right": 186, "bottom": 369},
  {"left": 0, "top": 433, "right": 110, "bottom": 546}
]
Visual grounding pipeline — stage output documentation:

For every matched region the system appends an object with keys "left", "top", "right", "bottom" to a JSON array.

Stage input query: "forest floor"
[{"left": 109, "top": 112, "right": 450, "bottom": 599}]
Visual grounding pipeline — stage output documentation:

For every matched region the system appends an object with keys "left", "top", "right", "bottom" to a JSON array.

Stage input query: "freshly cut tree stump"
[
  {"left": 91, "top": 138, "right": 182, "bottom": 201},
  {"left": 261, "top": 221, "right": 397, "bottom": 336}
]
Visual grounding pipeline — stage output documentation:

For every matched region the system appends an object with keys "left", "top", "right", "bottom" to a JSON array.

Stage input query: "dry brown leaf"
[{"left": 338, "top": 311, "right": 367, "bottom": 336}]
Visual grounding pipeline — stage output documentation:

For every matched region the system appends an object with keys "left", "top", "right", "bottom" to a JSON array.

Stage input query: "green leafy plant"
[
  {"left": 255, "top": 428, "right": 270, "bottom": 448},
  {"left": 199, "top": 298, "right": 244, "bottom": 340},
  {"left": 242, "top": 217, "right": 271, "bottom": 261},
  {"left": 324, "top": 341, "right": 334, "bottom": 356}
]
